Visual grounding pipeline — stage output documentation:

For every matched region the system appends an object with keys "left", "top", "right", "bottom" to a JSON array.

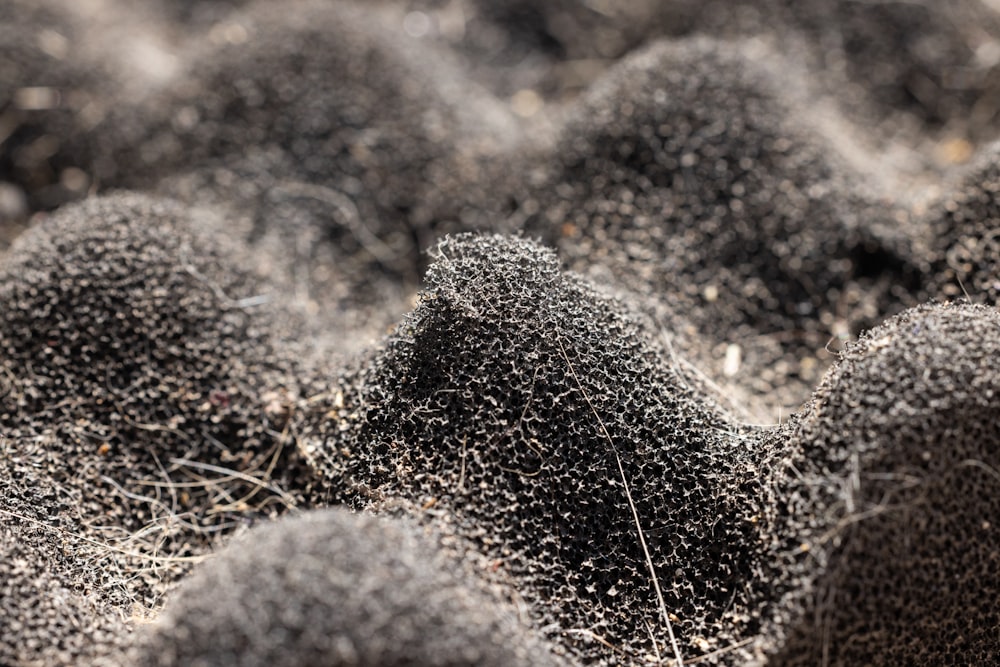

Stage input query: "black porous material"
[
  {"left": 307, "top": 233, "right": 769, "bottom": 663},
  {"left": 763, "top": 303, "right": 1000, "bottom": 665},
  {"left": 494, "top": 38, "right": 921, "bottom": 406},
  {"left": 0, "top": 193, "right": 309, "bottom": 599},
  {"left": 6, "top": 2, "right": 1000, "bottom": 665},
  {"left": 0, "top": 463, "right": 130, "bottom": 666},
  {"left": 927, "top": 144, "right": 1000, "bottom": 303}
]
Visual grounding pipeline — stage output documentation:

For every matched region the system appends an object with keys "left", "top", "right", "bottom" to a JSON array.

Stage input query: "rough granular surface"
[
  {"left": 0, "top": 464, "right": 130, "bottom": 666},
  {"left": 305, "top": 234, "right": 766, "bottom": 663},
  {"left": 65, "top": 0, "right": 519, "bottom": 347},
  {"left": 5, "top": 1, "right": 1000, "bottom": 666},
  {"left": 0, "top": 193, "right": 312, "bottom": 619},
  {"left": 926, "top": 144, "right": 1000, "bottom": 303},
  {"left": 493, "top": 38, "right": 922, "bottom": 410},
  {"left": 761, "top": 303, "right": 1000, "bottom": 665}
]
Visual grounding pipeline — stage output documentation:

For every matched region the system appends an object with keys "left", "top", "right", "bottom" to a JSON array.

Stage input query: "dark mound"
[
  {"left": 487, "top": 38, "right": 920, "bottom": 406},
  {"left": 56, "top": 0, "right": 520, "bottom": 346},
  {"left": 926, "top": 143, "right": 1000, "bottom": 303},
  {"left": 393, "top": 0, "right": 1000, "bottom": 143},
  {"left": 8, "top": 2, "right": 1000, "bottom": 665},
  {"left": 0, "top": 193, "right": 310, "bottom": 597},
  {"left": 762, "top": 303, "right": 1000, "bottom": 664},
  {"left": 77, "top": 0, "right": 514, "bottom": 295},
  {"left": 647, "top": 0, "right": 1000, "bottom": 142},
  {"left": 767, "top": 0, "right": 1000, "bottom": 141},
  {"left": 131, "top": 508, "right": 561, "bottom": 667},
  {"left": 87, "top": 0, "right": 458, "bottom": 202},
  {"left": 305, "top": 234, "right": 769, "bottom": 663},
  {"left": 1, "top": 459, "right": 130, "bottom": 666}
]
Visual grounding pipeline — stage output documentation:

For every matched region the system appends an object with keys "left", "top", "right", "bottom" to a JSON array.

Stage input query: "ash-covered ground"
[{"left": 4, "top": 1, "right": 1000, "bottom": 665}]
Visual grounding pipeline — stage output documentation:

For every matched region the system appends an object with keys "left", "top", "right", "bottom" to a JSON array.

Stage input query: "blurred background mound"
[
  {"left": 475, "top": 37, "right": 924, "bottom": 414},
  {"left": 4, "top": 0, "right": 522, "bottom": 349},
  {"left": 383, "top": 0, "right": 1000, "bottom": 148},
  {"left": 131, "top": 508, "right": 563, "bottom": 667}
]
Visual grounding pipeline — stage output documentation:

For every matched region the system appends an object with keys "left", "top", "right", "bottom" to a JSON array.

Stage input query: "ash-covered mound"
[
  {"left": 925, "top": 143, "right": 1000, "bottom": 303},
  {"left": 304, "top": 234, "right": 770, "bottom": 664},
  {"left": 0, "top": 525, "right": 126, "bottom": 666},
  {"left": 8, "top": 3, "right": 1000, "bottom": 665},
  {"left": 483, "top": 38, "right": 921, "bottom": 407},
  {"left": 0, "top": 193, "right": 310, "bottom": 602},
  {"left": 72, "top": 0, "right": 517, "bottom": 330},
  {"left": 131, "top": 508, "right": 561, "bottom": 667},
  {"left": 650, "top": 0, "right": 1000, "bottom": 142},
  {"left": 761, "top": 303, "right": 1000, "bottom": 664},
  {"left": 0, "top": 460, "right": 131, "bottom": 667},
  {"left": 765, "top": 0, "right": 1000, "bottom": 141},
  {"left": 391, "top": 0, "right": 1000, "bottom": 144}
]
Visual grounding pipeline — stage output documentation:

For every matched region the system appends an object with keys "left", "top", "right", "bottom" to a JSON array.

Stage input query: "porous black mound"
[
  {"left": 306, "top": 234, "right": 769, "bottom": 664},
  {"left": 1, "top": 455, "right": 131, "bottom": 666},
  {"left": 9, "top": 3, "right": 1000, "bottom": 665},
  {"left": 626, "top": 0, "right": 1000, "bottom": 142},
  {"left": 768, "top": 0, "right": 1000, "bottom": 139},
  {"left": 762, "top": 303, "right": 1000, "bottom": 664},
  {"left": 89, "top": 0, "right": 455, "bottom": 202},
  {"left": 0, "top": 193, "right": 308, "bottom": 586},
  {"left": 61, "top": 0, "right": 520, "bottom": 344},
  {"left": 0, "top": 523, "right": 127, "bottom": 666},
  {"left": 398, "top": 0, "right": 1000, "bottom": 142},
  {"left": 493, "top": 38, "right": 920, "bottom": 405},
  {"left": 132, "top": 508, "right": 561, "bottom": 667},
  {"left": 79, "top": 1, "right": 512, "bottom": 291}
]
